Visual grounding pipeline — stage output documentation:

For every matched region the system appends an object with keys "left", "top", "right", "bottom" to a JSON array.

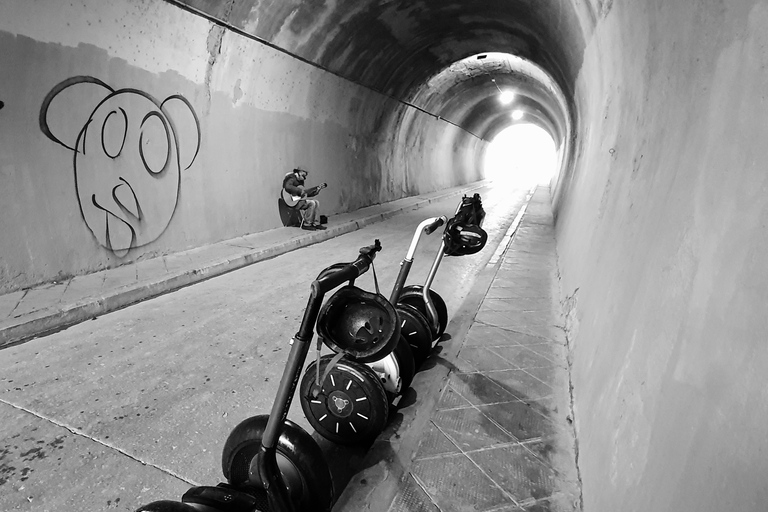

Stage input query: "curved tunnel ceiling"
[{"left": 172, "top": 0, "right": 590, "bottom": 142}]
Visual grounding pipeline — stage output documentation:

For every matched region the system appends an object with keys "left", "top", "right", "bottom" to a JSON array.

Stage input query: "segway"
[
  {"left": 134, "top": 240, "right": 397, "bottom": 512},
  {"left": 310, "top": 262, "right": 416, "bottom": 395},
  {"left": 391, "top": 194, "right": 488, "bottom": 367},
  {"left": 388, "top": 215, "right": 450, "bottom": 368},
  {"left": 298, "top": 257, "right": 415, "bottom": 446}
]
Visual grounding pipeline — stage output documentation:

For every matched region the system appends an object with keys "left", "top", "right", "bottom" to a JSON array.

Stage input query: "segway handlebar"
[
  {"left": 321, "top": 239, "right": 381, "bottom": 292},
  {"left": 295, "top": 240, "right": 383, "bottom": 342}
]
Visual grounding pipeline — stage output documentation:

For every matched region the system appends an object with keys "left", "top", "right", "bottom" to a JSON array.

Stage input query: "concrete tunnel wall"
[
  {"left": 556, "top": 1, "right": 768, "bottom": 511},
  {"left": 0, "top": 0, "right": 483, "bottom": 293}
]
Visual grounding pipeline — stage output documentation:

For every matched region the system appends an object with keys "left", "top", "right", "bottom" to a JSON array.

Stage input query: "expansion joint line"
[{"left": 0, "top": 397, "right": 200, "bottom": 487}]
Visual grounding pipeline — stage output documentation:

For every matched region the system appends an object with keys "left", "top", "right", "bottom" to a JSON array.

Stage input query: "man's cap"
[{"left": 293, "top": 167, "right": 308, "bottom": 174}]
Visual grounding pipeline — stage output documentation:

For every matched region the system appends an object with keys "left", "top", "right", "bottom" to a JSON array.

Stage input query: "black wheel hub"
[{"left": 327, "top": 390, "right": 353, "bottom": 418}]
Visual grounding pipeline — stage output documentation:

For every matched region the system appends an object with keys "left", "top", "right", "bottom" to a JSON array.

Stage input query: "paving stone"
[
  {"left": 135, "top": 256, "right": 170, "bottom": 282},
  {"left": 468, "top": 444, "right": 557, "bottom": 503},
  {"left": 490, "top": 345, "right": 558, "bottom": 369},
  {"left": 446, "top": 372, "right": 520, "bottom": 406},
  {"left": 485, "top": 285, "right": 552, "bottom": 300},
  {"left": 464, "top": 324, "right": 532, "bottom": 347},
  {"left": 524, "top": 342, "right": 566, "bottom": 363},
  {"left": 10, "top": 285, "right": 66, "bottom": 317},
  {"left": 457, "top": 346, "right": 519, "bottom": 372},
  {"left": 490, "top": 275, "right": 555, "bottom": 290},
  {"left": 438, "top": 384, "right": 475, "bottom": 410},
  {"left": 479, "top": 297, "right": 553, "bottom": 313},
  {"left": 58, "top": 275, "right": 104, "bottom": 305},
  {"left": 464, "top": 324, "right": 552, "bottom": 349},
  {"left": 432, "top": 407, "right": 517, "bottom": 450},
  {"left": 478, "top": 402, "right": 554, "bottom": 442},
  {"left": 413, "top": 421, "right": 461, "bottom": 459},
  {"left": 0, "top": 290, "right": 25, "bottom": 320},
  {"left": 483, "top": 369, "right": 554, "bottom": 403},
  {"left": 411, "top": 453, "right": 514, "bottom": 511},
  {"left": 388, "top": 473, "right": 440, "bottom": 512},
  {"left": 476, "top": 311, "right": 563, "bottom": 342},
  {"left": 100, "top": 263, "right": 139, "bottom": 291}
]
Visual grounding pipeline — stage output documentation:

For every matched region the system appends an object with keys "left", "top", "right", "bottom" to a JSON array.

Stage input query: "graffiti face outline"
[{"left": 40, "top": 76, "right": 200, "bottom": 257}]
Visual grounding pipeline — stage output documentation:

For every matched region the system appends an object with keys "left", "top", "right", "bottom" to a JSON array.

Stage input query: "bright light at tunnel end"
[{"left": 483, "top": 124, "right": 557, "bottom": 189}]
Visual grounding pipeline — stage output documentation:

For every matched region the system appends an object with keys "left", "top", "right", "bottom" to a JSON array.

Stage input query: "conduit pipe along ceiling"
[{"left": 173, "top": 0, "right": 582, "bottom": 155}]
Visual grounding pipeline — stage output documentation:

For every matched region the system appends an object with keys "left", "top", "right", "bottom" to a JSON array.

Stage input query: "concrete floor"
[{"left": 0, "top": 183, "right": 579, "bottom": 512}]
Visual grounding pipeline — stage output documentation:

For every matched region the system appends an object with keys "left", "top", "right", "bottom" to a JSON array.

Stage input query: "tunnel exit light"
[{"left": 483, "top": 123, "right": 556, "bottom": 188}]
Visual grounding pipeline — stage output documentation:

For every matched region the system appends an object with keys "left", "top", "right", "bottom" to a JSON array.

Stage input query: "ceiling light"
[
  {"left": 499, "top": 91, "right": 515, "bottom": 105},
  {"left": 511, "top": 110, "right": 524, "bottom": 120}
]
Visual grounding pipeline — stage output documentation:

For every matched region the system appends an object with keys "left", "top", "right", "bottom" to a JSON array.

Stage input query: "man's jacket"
[{"left": 283, "top": 172, "right": 306, "bottom": 198}]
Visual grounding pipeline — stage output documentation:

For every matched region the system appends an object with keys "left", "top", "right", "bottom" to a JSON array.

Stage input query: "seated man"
[{"left": 282, "top": 167, "right": 326, "bottom": 230}]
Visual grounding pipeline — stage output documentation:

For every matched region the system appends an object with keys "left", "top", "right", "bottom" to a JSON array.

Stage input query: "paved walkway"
[{"left": 336, "top": 185, "right": 581, "bottom": 511}]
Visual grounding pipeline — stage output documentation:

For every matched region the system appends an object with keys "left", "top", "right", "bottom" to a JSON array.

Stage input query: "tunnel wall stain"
[
  {"left": 554, "top": 1, "right": 768, "bottom": 511},
  {"left": 0, "top": 0, "right": 475, "bottom": 293}
]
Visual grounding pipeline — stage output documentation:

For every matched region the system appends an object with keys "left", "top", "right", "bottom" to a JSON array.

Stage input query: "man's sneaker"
[
  {"left": 312, "top": 223, "right": 327, "bottom": 230},
  {"left": 301, "top": 224, "right": 316, "bottom": 231}
]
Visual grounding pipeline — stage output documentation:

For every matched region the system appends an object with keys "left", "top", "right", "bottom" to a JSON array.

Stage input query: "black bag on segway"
[{"left": 443, "top": 193, "right": 488, "bottom": 256}]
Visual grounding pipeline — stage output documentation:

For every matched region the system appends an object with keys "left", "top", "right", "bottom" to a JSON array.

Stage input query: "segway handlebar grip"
[
  {"left": 358, "top": 239, "right": 382, "bottom": 258},
  {"left": 424, "top": 216, "right": 447, "bottom": 235},
  {"left": 349, "top": 239, "right": 380, "bottom": 277},
  {"left": 314, "top": 240, "right": 382, "bottom": 294}
]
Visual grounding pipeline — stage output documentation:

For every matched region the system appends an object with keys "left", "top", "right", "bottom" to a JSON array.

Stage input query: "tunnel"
[{"left": 2, "top": 1, "right": 768, "bottom": 511}]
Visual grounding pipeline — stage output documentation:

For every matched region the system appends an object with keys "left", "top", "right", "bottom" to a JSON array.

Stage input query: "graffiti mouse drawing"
[{"left": 39, "top": 76, "right": 201, "bottom": 257}]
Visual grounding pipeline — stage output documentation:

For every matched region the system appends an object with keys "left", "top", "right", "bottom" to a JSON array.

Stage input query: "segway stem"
[
  {"left": 390, "top": 216, "right": 445, "bottom": 317},
  {"left": 421, "top": 242, "right": 446, "bottom": 334},
  {"left": 257, "top": 242, "right": 381, "bottom": 512},
  {"left": 389, "top": 259, "right": 413, "bottom": 304}
]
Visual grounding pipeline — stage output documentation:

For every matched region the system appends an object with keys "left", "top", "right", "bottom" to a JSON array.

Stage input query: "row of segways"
[
  {"left": 135, "top": 194, "right": 487, "bottom": 512},
  {"left": 297, "top": 214, "right": 448, "bottom": 445}
]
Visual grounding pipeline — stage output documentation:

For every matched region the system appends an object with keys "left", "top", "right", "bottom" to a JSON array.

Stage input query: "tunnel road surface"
[{"left": 0, "top": 182, "right": 532, "bottom": 511}]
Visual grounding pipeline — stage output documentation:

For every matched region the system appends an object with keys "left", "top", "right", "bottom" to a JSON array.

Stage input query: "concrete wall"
[
  {"left": 555, "top": 1, "right": 768, "bottom": 510},
  {"left": 0, "top": 0, "right": 480, "bottom": 293}
]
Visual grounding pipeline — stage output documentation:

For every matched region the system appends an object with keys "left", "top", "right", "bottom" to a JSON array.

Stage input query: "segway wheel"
[
  {"left": 366, "top": 335, "right": 416, "bottom": 398},
  {"left": 396, "top": 303, "right": 434, "bottom": 368},
  {"left": 300, "top": 355, "right": 389, "bottom": 445},
  {"left": 398, "top": 285, "right": 448, "bottom": 341},
  {"left": 392, "top": 334, "right": 416, "bottom": 393},
  {"left": 221, "top": 415, "right": 334, "bottom": 512},
  {"left": 134, "top": 501, "right": 198, "bottom": 511}
]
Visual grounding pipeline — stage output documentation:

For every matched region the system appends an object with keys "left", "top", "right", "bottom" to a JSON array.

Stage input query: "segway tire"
[
  {"left": 392, "top": 334, "right": 416, "bottom": 393},
  {"left": 221, "top": 415, "right": 334, "bottom": 512},
  {"left": 366, "top": 335, "right": 416, "bottom": 399},
  {"left": 398, "top": 285, "right": 448, "bottom": 341},
  {"left": 134, "top": 501, "right": 198, "bottom": 511},
  {"left": 395, "top": 303, "right": 434, "bottom": 368},
  {"left": 300, "top": 355, "right": 389, "bottom": 445}
]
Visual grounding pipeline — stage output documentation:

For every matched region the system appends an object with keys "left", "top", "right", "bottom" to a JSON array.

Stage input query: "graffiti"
[{"left": 39, "top": 76, "right": 200, "bottom": 257}]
